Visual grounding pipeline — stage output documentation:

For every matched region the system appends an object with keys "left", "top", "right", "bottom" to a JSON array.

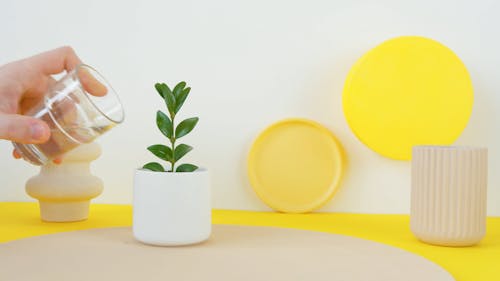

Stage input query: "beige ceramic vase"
[
  {"left": 25, "top": 142, "right": 104, "bottom": 222},
  {"left": 410, "top": 146, "right": 488, "bottom": 246}
]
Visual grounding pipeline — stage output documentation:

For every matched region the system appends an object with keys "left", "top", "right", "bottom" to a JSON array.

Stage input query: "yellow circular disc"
[
  {"left": 247, "top": 119, "right": 345, "bottom": 213},
  {"left": 343, "top": 36, "right": 474, "bottom": 160}
]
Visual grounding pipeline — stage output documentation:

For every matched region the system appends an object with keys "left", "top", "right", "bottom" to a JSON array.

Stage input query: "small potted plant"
[{"left": 133, "top": 81, "right": 211, "bottom": 246}]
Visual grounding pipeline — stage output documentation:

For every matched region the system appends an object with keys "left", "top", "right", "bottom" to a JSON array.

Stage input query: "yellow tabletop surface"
[{"left": 1, "top": 202, "right": 499, "bottom": 281}]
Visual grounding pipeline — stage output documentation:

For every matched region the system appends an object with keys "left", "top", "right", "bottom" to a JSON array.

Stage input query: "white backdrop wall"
[{"left": 1, "top": 0, "right": 499, "bottom": 215}]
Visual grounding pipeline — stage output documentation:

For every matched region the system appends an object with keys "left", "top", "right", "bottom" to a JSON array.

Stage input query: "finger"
[
  {"left": 0, "top": 114, "right": 50, "bottom": 144},
  {"left": 19, "top": 97, "right": 43, "bottom": 115},
  {"left": 19, "top": 77, "right": 57, "bottom": 114},
  {"left": 1, "top": 47, "right": 82, "bottom": 100},
  {"left": 23, "top": 47, "right": 82, "bottom": 98},
  {"left": 14, "top": 148, "right": 62, "bottom": 164},
  {"left": 22, "top": 46, "right": 82, "bottom": 75},
  {"left": 78, "top": 68, "right": 108, "bottom": 97},
  {"left": 47, "top": 75, "right": 57, "bottom": 88},
  {"left": 12, "top": 149, "right": 21, "bottom": 159}
]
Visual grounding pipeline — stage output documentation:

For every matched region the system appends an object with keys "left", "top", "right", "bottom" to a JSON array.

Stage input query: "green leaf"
[
  {"left": 175, "top": 117, "right": 199, "bottom": 139},
  {"left": 142, "top": 162, "right": 165, "bottom": 172},
  {"left": 155, "top": 83, "right": 172, "bottom": 99},
  {"left": 147, "top": 144, "right": 173, "bottom": 162},
  {"left": 174, "top": 87, "right": 190, "bottom": 114},
  {"left": 162, "top": 84, "right": 176, "bottom": 116},
  {"left": 160, "top": 83, "right": 173, "bottom": 95},
  {"left": 156, "top": 110, "right": 173, "bottom": 138},
  {"left": 176, "top": 163, "right": 198, "bottom": 172},
  {"left": 154, "top": 83, "right": 164, "bottom": 99},
  {"left": 160, "top": 83, "right": 173, "bottom": 96},
  {"left": 173, "top": 81, "right": 187, "bottom": 99},
  {"left": 174, "top": 144, "right": 193, "bottom": 161}
]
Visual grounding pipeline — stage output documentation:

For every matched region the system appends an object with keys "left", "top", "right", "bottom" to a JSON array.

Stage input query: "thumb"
[{"left": 0, "top": 114, "right": 50, "bottom": 144}]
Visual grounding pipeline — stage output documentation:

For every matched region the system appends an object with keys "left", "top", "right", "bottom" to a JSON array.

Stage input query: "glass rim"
[{"left": 75, "top": 64, "right": 125, "bottom": 124}]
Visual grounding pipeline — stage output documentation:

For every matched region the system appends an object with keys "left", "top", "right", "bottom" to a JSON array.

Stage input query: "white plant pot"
[{"left": 133, "top": 168, "right": 211, "bottom": 246}]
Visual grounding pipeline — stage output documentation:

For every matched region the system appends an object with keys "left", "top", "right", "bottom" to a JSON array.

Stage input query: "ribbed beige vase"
[
  {"left": 25, "top": 143, "right": 104, "bottom": 222},
  {"left": 410, "top": 146, "right": 487, "bottom": 246}
]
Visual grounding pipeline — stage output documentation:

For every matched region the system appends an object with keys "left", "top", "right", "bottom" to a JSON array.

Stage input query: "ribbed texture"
[{"left": 410, "top": 146, "right": 487, "bottom": 246}]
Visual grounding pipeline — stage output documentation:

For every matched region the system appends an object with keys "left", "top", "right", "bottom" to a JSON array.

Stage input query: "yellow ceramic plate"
[
  {"left": 248, "top": 119, "right": 345, "bottom": 213},
  {"left": 343, "top": 36, "right": 474, "bottom": 160}
]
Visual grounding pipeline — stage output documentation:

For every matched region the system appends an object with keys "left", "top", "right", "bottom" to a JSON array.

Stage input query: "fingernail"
[{"left": 30, "top": 123, "right": 46, "bottom": 140}]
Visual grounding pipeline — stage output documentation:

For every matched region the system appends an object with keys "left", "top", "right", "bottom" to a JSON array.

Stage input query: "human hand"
[{"left": 0, "top": 46, "right": 82, "bottom": 164}]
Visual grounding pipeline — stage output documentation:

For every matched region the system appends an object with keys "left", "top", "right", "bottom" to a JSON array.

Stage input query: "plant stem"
[
  {"left": 170, "top": 113, "right": 176, "bottom": 172},
  {"left": 171, "top": 138, "right": 176, "bottom": 172}
]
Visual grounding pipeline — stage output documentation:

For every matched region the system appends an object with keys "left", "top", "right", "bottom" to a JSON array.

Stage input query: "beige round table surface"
[{"left": 0, "top": 225, "right": 454, "bottom": 281}]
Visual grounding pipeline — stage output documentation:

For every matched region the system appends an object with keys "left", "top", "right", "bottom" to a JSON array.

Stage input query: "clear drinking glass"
[{"left": 12, "top": 64, "right": 124, "bottom": 165}]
